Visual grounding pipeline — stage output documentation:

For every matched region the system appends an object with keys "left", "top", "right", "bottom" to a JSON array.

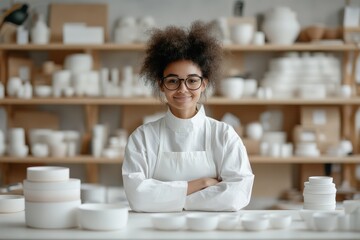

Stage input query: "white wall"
[{"left": 0, "top": 0, "right": 354, "bottom": 198}]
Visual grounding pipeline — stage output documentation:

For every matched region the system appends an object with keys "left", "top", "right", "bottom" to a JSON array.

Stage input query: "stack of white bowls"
[
  {"left": 303, "top": 176, "right": 336, "bottom": 210},
  {"left": 24, "top": 166, "right": 81, "bottom": 229}
]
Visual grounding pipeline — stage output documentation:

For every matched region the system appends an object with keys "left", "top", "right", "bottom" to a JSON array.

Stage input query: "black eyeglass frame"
[{"left": 161, "top": 74, "right": 204, "bottom": 91}]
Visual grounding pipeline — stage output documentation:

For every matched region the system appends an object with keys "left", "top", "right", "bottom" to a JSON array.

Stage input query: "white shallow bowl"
[
  {"left": 0, "top": 195, "right": 25, "bottom": 213},
  {"left": 241, "top": 213, "right": 269, "bottom": 231},
  {"left": 27, "top": 166, "right": 69, "bottom": 182},
  {"left": 24, "top": 179, "right": 80, "bottom": 191},
  {"left": 78, "top": 203, "right": 128, "bottom": 231},
  {"left": 151, "top": 213, "right": 186, "bottom": 231},
  {"left": 25, "top": 200, "right": 80, "bottom": 229},
  {"left": 217, "top": 214, "right": 240, "bottom": 231},
  {"left": 34, "top": 85, "right": 52, "bottom": 98},
  {"left": 268, "top": 213, "right": 292, "bottom": 229},
  {"left": 24, "top": 188, "right": 80, "bottom": 202},
  {"left": 186, "top": 213, "right": 219, "bottom": 231},
  {"left": 313, "top": 212, "right": 338, "bottom": 231}
]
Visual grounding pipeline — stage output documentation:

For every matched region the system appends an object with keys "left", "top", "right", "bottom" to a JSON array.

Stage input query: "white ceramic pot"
[
  {"left": 220, "top": 77, "right": 244, "bottom": 99},
  {"left": 0, "top": 195, "right": 24, "bottom": 213},
  {"left": 25, "top": 200, "right": 80, "bottom": 229},
  {"left": 31, "top": 14, "right": 50, "bottom": 44},
  {"left": 78, "top": 203, "right": 129, "bottom": 231},
  {"left": 231, "top": 23, "right": 254, "bottom": 45},
  {"left": 263, "top": 19, "right": 300, "bottom": 45},
  {"left": 263, "top": 7, "right": 300, "bottom": 45},
  {"left": 246, "top": 122, "right": 263, "bottom": 140}
]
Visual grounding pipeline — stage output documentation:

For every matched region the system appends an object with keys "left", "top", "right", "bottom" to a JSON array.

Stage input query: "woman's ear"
[
  {"left": 201, "top": 78, "right": 208, "bottom": 92},
  {"left": 158, "top": 80, "right": 164, "bottom": 92}
]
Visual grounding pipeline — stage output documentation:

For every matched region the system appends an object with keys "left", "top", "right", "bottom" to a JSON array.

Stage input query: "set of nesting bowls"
[
  {"left": 23, "top": 166, "right": 81, "bottom": 229},
  {"left": 151, "top": 212, "right": 292, "bottom": 231},
  {"left": 303, "top": 176, "right": 336, "bottom": 210}
]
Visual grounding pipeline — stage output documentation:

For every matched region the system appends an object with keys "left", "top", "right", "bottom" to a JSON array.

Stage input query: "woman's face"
[{"left": 161, "top": 60, "right": 207, "bottom": 118}]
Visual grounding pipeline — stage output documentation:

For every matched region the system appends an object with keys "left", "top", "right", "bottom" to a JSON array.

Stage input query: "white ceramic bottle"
[{"left": 31, "top": 14, "right": 49, "bottom": 44}]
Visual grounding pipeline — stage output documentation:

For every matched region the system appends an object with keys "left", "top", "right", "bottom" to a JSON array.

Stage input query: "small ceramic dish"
[
  {"left": 151, "top": 213, "right": 186, "bottom": 231},
  {"left": 268, "top": 213, "right": 292, "bottom": 229},
  {"left": 241, "top": 213, "right": 269, "bottom": 231},
  {"left": 78, "top": 203, "right": 128, "bottom": 231},
  {"left": 0, "top": 195, "right": 25, "bottom": 213},
  {"left": 313, "top": 212, "right": 338, "bottom": 231},
  {"left": 27, "top": 166, "right": 69, "bottom": 182},
  {"left": 217, "top": 214, "right": 240, "bottom": 230},
  {"left": 186, "top": 213, "right": 218, "bottom": 231}
]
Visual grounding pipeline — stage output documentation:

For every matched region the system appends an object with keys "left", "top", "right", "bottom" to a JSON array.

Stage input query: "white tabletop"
[{"left": 0, "top": 210, "right": 359, "bottom": 240}]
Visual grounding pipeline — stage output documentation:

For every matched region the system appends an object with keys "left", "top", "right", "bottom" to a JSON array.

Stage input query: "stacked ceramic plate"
[
  {"left": 303, "top": 176, "right": 336, "bottom": 210},
  {"left": 23, "top": 166, "right": 81, "bottom": 229}
]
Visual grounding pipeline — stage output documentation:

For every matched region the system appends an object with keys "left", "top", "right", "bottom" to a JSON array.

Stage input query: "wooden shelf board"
[
  {"left": 250, "top": 155, "right": 360, "bottom": 164},
  {"left": 223, "top": 43, "right": 357, "bottom": 51},
  {"left": 0, "top": 43, "right": 356, "bottom": 51},
  {"left": 0, "top": 155, "right": 358, "bottom": 164},
  {"left": 0, "top": 156, "right": 123, "bottom": 164},
  {"left": 0, "top": 43, "right": 146, "bottom": 51},
  {"left": 1, "top": 97, "right": 360, "bottom": 105}
]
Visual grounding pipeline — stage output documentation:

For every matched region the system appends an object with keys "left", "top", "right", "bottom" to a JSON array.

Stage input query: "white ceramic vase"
[
  {"left": 31, "top": 14, "right": 49, "bottom": 44},
  {"left": 263, "top": 7, "right": 300, "bottom": 45}
]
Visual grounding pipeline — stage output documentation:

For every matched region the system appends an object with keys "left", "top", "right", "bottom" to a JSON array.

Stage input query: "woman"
[{"left": 122, "top": 21, "right": 254, "bottom": 212}]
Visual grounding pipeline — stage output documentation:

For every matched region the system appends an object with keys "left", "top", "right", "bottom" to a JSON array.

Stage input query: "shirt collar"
[{"left": 164, "top": 104, "right": 206, "bottom": 132}]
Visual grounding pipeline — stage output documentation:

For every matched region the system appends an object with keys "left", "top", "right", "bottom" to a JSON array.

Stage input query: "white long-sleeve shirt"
[{"left": 122, "top": 105, "right": 254, "bottom": 212}]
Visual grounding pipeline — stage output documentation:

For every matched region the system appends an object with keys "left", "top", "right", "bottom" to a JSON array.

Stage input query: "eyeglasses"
[{"left": 162, "top": 74, "right": 203, "bottom": 91}]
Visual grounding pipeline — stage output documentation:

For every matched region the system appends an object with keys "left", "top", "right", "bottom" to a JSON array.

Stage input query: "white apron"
[{"left": 153, "top": 118, "right": 217, "bottom": 181}]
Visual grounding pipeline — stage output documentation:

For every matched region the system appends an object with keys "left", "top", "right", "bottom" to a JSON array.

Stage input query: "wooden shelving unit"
[
  {"left": 1, "top": 96, "right": 360, "bottom": 105},
  {"left": 0, "top": 43, "right": 357, "bottom": 51},
  {"left": 1, "top": 42, "right": 359, "bottom": 186},
  {"left": 0, "top": 155, "right": 359, "bottom": 164}
]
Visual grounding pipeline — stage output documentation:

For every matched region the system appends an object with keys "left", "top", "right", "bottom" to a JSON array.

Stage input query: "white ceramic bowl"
[
  {"left": 220, "top": 78, "right": 244, "bottom": 99},
  {"left": 309, "top": 176, "right": 333, "bottom": 185},
  {"left": 268, "top": 213, "right": 292, "bottom": 229},
  {"left": 241, "top": 213, "right": 269, "bottom": 231},
  {"left": 217, "top": 214, "right": 240, "bottom": 230},
  {"left": 24, "top": 188, "right": 80, "bottom": 202},
  {"left": 313, "top": 212, "right": 338, "bottom": 231},
  {"left": 151, "top": 213, "right": 186, "bottom": 231},
  {"left": 24, "top": 179, "right": 80, "bottom": 191},
  {"left": 27, "top": 166, "right": 69, "bottom": 182},
  {"left": 78, "top": 203, "right": 128, "bottom": 231},
  {"left": 25, "top": 200, "right": 80, "bottom": 229},
  {"left": 34, "top": 85, "right": 52, "bottom": 98},
  {"left": 186, "top": 213, "right": 219, "bottom": 231},
  {"left": 0, "top": 195, "right": 24, "bottom": 213}
]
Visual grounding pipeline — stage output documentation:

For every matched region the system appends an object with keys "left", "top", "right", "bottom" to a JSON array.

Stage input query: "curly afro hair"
[{"left": 140, "top": 21, "right": 223, "bottom": 98}]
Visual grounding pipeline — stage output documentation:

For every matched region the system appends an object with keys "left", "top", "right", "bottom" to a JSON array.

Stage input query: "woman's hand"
[{"left": 187, "top": 177, "right": 220, "bottom": 195}]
